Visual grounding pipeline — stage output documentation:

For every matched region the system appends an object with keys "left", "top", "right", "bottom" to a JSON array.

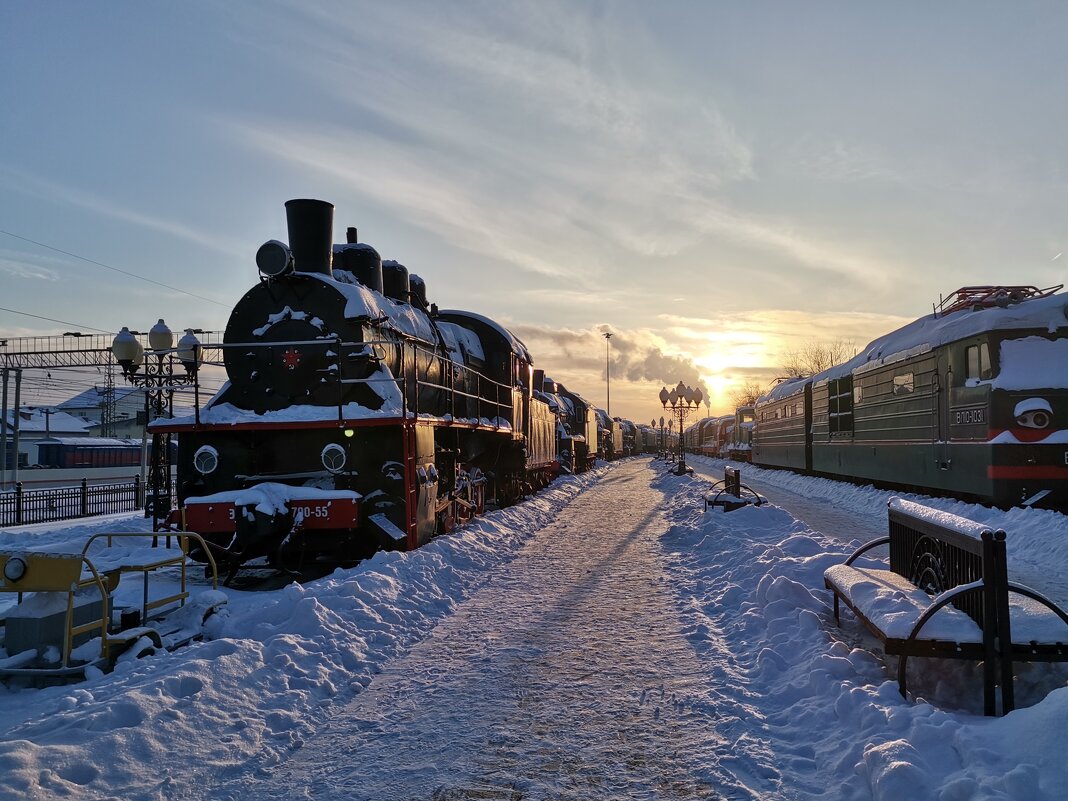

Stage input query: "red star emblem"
[{"left": 282, "top": 347, "right": 302, "bottom": 370}]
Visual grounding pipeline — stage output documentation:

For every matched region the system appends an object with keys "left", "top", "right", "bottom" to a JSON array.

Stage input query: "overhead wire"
[
  {"left": 0, "top": 306, "right": 115, "bottom": 334},
  {"left": 0, "top": 228, "right": 230, "bottom": 308}
]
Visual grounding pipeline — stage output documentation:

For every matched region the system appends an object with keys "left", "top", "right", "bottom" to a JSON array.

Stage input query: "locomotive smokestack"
[
  {"left": 346, "top": 227, "right": 358, "bottom": 244},
  {"left": 284, "top": 199, "right": 334, "bottom": 276}
]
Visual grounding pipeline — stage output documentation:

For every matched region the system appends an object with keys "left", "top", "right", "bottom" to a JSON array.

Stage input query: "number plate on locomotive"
[{"left": 183, "top": 499, "right": 359, "bottom": 531}]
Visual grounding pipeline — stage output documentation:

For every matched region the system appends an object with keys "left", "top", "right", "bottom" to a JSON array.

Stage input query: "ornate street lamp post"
[
  {"left": 604, "top": 331, "right": 613, "bottom": 416},
  {"left": 112, "top": 320, "right": 201, "bottom": 530},
  {"left": 658, "top": 415, "right": 666, "bottom": 459},
  {"left": 659, "top": 381, "right": 703, "bottom": 476}
]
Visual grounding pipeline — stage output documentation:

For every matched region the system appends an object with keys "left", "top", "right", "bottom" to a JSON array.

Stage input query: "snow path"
[
  {"left": 225, "top": 460, "right": 761, "bottom": 800},
  {"left": 702, "top": 467, "right": 881, "bottom": 547}
]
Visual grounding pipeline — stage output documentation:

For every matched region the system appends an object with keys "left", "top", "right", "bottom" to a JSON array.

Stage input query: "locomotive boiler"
[{"left": 156, "top": 199, "right": 557, "bottom": 573}]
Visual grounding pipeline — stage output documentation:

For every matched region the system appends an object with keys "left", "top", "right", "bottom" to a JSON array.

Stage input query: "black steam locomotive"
[{"left": 157, "top": 199, "right": 563, "bottom": 571}]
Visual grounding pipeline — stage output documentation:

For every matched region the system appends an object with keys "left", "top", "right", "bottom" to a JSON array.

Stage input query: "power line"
[
  {"left": 0, "top": 305, "right": 115, "bottom": 334},
  {"left": 0, "top": 228, "right": 230, "bottom": 308}
]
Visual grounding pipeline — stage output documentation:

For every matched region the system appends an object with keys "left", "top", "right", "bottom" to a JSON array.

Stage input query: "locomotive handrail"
[{"left": 188, "top": 336, "right": 519, "bottom": 426}]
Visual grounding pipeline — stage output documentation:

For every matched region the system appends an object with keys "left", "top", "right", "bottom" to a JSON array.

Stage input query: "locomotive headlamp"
[
  {"left": 321, "top": 443, "right": 347, "bottom": 473},
  {"left": 193, "top": 445, "right": 219, "bottom": 475},
  {"left": 343, "top": 429, "right": 355, "bottom": 438},
  {"left": 256, "top": 239, "right": 294, "bottom": 278},
  {"left": 3, "top": 556, "right": 27, "bottom": 583},
  {"left": 1014, "top": 398, "right": 1054, "bottom": 429}
]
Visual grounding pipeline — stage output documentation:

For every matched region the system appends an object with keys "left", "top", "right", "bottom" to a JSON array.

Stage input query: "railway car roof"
[
  {"left": 38, "top": 437, "right": 141, "bottom": 446},
  {"left": 436, "top": 310, "right": 533, "bottom": 363},
  {"left": 762, "top": 289, "right": 1068, "bottom": 402}
]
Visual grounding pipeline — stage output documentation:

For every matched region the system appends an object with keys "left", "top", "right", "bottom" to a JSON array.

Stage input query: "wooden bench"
[
  {"left": 824, "top": 497, "right": 1068, "bottom": 716},
  {"left": 705, "top": 467, "right": 766, "bottom": 512}
]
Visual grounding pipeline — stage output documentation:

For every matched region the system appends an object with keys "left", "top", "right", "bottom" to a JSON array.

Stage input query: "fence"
[{"left": 0, "top": 477, "right": 176, "bottom": 528}]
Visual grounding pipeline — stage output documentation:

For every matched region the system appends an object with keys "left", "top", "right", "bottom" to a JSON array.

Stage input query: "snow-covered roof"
[
  {"left": 762, "top": 376, "right": 809, "bottom": 403},
  {"left": 57, "top": 385, "right": 141, "bottom": 410},
  {"left": 829, "top": 290, "right": 1067, "bottom": 382},
  {"left": 38, "top": 436, "right": 141, "bottom": 446},
  {"left": 763, "top": 289, "right": 1068, "bottom": 402},
  {"left": 437, "top": 309, "right": 533, "bottom": 364},
  {"left": 436, "top": 321, "right": 486, "bottom": 362},
  {"left": 3, "top": 408, "right": 92, "bottom": 434}
]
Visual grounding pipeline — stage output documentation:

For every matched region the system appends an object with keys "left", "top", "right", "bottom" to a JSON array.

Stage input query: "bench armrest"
[
  {"left": 843, "top": 536, "right": 890, "bottom": 566},
  {"left": 897, "top": 581, "right": 986, "bottom": 699}
]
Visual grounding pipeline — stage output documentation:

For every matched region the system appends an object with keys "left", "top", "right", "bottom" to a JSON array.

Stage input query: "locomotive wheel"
[{"left": 272, "top": 537, "right": 308, "bottom": 576}]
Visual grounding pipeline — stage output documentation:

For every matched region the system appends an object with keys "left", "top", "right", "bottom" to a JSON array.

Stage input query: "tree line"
[{"left": 728, "top": 338, "right": 856, "bottom": 408}]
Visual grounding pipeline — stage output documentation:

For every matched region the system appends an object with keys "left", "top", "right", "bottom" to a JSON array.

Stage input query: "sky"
[{"left": 2, "top": 1, "right": 1067, "bottom": 420}]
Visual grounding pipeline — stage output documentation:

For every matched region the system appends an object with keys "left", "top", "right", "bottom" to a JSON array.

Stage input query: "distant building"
[
  {"left": 2, "top": 407, "right": 92, "bottom": 468},
  {"left": 58, "top": 385, "right": 146, "bottom": 438}
]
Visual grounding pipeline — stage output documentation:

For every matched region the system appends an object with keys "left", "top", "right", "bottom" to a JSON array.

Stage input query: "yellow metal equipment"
[{"left": 0, "top": 532, "right": 220, "bottom": 678}]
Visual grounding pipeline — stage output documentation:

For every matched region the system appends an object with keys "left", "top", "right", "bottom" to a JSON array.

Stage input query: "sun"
[{"left": 696, "top": 372, "right": 735, "bottom": 416}]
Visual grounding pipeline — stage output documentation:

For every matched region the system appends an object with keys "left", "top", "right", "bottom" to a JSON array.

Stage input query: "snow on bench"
[
  {"left": 824, "top": 497, "right": 1068, "bottom": 716},
  {"left": 704, "top": 467, "right": 765, "bottom": 513}
]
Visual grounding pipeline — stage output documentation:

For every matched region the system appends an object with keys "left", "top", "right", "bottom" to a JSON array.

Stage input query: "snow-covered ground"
[{"left": 0, "top": 458, "right": 1065, "bottom": 799}]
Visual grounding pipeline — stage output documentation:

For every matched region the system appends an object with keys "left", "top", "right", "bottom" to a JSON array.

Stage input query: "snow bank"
[
  {"left": 655, "top": 466, "right": 1068, "bottom": 801},
  {"left": 0, "top": 468, "right": 606, "bottom": 800}
]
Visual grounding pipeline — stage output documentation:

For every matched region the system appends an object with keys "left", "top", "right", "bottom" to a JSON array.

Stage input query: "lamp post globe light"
[
  {"left": 111, "top": 320, "right": 201, "bottom": 530},
  {"left": 660, "top": 381, "right": 702, "bottom": 475}
]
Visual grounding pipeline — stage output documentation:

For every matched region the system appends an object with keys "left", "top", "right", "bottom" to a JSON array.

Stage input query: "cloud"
[
  {"left": 799, "top": 139, "right": 902, "bottom": 184},
  {"left": 509, "top": 323, "right": 703, "bottom": 389},
  {"left": 0, "top": 165, "right": 246, "bottom": 258},
  {"left": 0, "top": 258, "right": 59, "bottom": 282}
]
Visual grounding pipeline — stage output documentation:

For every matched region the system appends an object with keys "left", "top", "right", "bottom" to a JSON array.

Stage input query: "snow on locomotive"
[{"left": 156, "top": 199, "right": 557, "bottom": 571}]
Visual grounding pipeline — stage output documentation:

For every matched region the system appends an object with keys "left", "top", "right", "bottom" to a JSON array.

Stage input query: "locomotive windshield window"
[
  {"left": 980, "top": 343, "right": 992, "bottom": 379},
  {"left": 965, "top": 344, "right": 992, "bottom": 381}
]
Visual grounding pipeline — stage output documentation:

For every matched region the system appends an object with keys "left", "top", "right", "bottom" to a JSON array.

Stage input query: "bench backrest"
[
  {"left": 887, "top": 498, "right": 1008, "bottom": 630},
  {"left": 724, "top": 466, "right": 741, "bottom": 498}
]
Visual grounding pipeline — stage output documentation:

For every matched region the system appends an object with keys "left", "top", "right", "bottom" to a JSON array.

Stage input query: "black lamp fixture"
[
  {"left": 110, "top": 320, "right": 202, "bottom": 530},
  {"left": 659, "top": 381, "right": 702, "bottom": 475}
]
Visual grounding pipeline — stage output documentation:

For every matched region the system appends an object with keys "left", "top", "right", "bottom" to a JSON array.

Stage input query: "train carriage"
[{"left": 753, "top": 285, "right": 1068, "bottom": 507}]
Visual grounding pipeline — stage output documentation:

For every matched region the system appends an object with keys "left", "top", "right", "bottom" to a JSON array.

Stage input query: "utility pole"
[
  {"left": 101, "top": 358, "right": 116, "bottom": 437},
  {"left": 604, "top": 331, "right": 612, "bottom": 416},
  {"left": 1, "top": 368, "right": 7, "bottom": 487},
  {"left": 12, "top": 368, "right": 21, "bottom": 486}
]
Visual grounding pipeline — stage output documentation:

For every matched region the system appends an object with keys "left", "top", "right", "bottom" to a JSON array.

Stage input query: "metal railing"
[{"left": 0, "top": 477, "right": 175, "bottom": 528}]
